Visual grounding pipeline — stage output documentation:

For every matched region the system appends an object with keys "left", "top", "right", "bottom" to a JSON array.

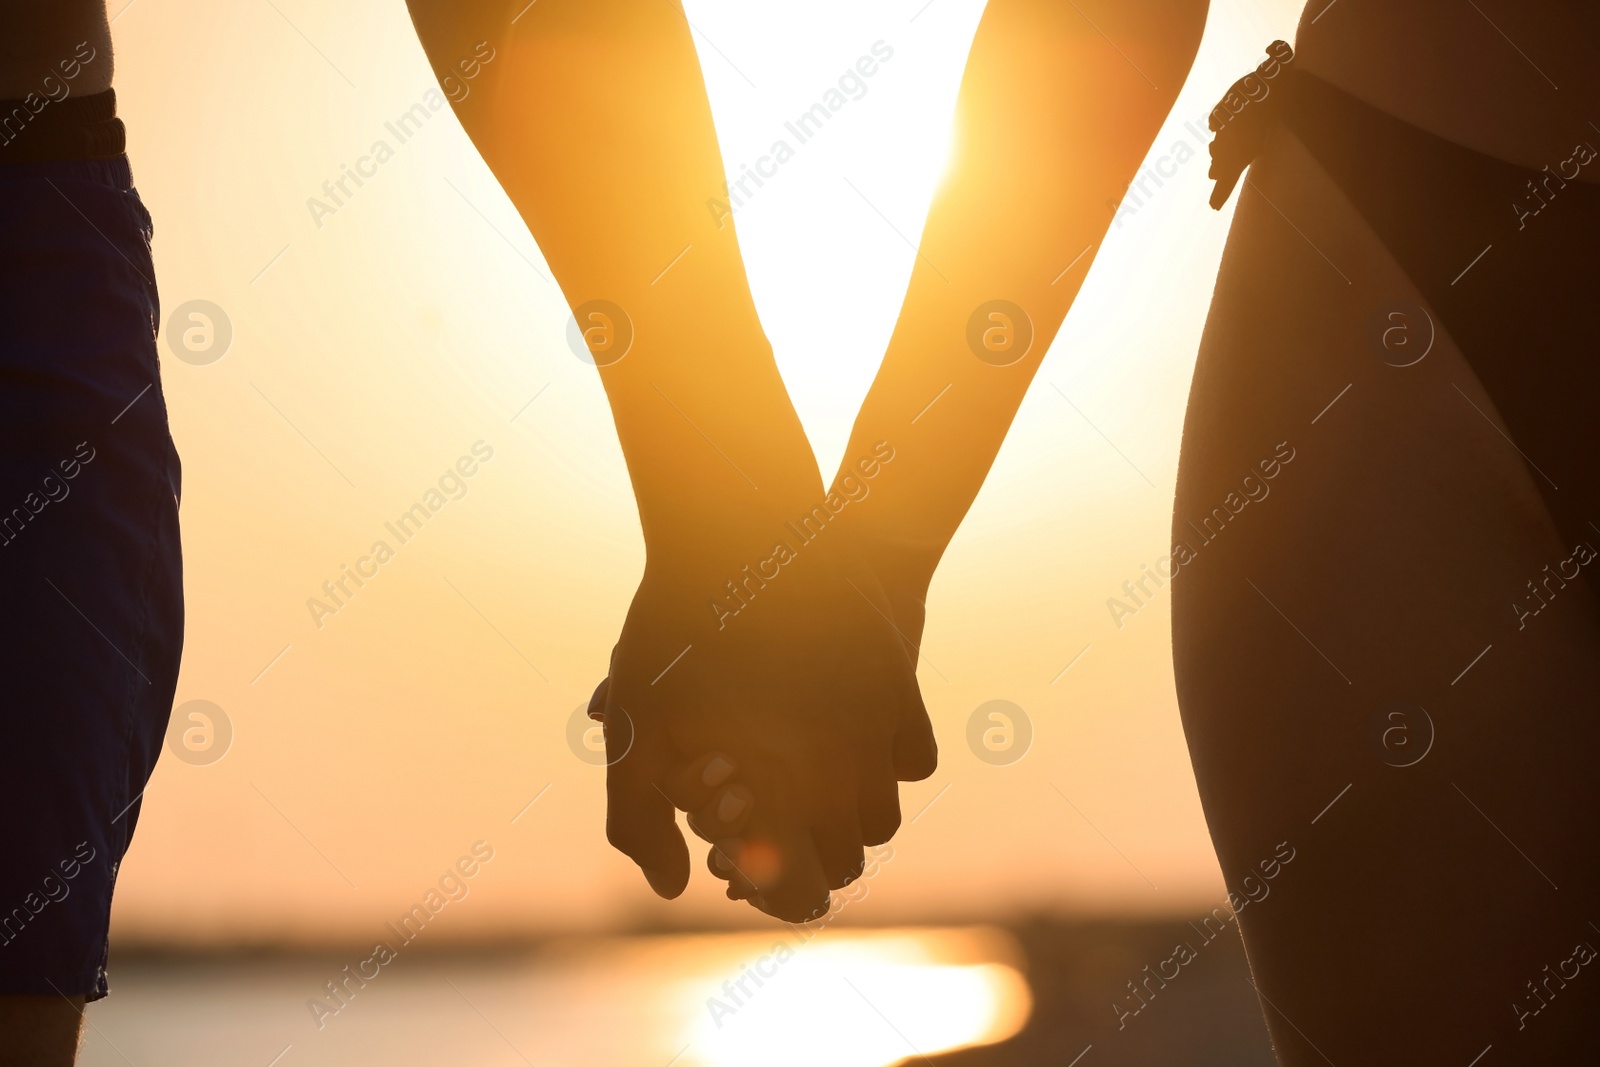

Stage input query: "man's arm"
[
  {"left": 403, "top": 1, "right": 928, "bottom": 917},
  {"left": 406, "top": 0, "right": 823, "bottom": 567}
]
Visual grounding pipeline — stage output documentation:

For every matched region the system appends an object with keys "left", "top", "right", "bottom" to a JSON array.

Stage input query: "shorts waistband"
[
  {"left": 0, "top": 155, "right": 133, "bottom": 190},
  {"left": 0, "top": 89, "right": 126, "bottom": 165}
]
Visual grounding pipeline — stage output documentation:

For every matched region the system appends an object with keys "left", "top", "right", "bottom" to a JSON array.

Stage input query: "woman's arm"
[
  {"left": 831, "top": 0, "right": 1210, "bottom": 609},
  {"left": 691, "top": 0, "right": 1210, "bottom": 910}
]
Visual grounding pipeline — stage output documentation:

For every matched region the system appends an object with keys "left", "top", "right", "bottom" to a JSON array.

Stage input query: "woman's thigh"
[{"left": 1172, "top": 128, "right": 1600, "bottom": 1063}]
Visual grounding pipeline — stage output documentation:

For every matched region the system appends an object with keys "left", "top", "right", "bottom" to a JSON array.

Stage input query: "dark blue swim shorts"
[{"left": 0, "top": 154, "right": 183, "bottom": 1001}]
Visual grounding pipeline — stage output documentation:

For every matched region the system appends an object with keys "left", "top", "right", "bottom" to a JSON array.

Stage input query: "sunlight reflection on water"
[
  {"left": 671, "top": 928, "right": 1031, "bottom": 1067},
  {"left": 81, "top": 927, "right": 1030, "bottom": 1067}
]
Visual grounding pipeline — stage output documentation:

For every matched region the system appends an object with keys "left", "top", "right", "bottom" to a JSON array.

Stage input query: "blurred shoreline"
[
  {"left": 103, "top": 908, "right": 1209, "bottom": 959},
  {"left": 97, "top": 914, "right": 1276, "bottom": 1067}
]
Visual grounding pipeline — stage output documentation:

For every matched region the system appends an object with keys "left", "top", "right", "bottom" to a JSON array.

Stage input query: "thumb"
[{"left": 890, "top": 664, "right": 937, "bottom": 782}]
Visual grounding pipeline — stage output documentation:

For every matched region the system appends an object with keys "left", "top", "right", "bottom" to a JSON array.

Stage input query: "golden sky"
[{"left": 109, "top": 0, "right": 1306, "bottom": 944}]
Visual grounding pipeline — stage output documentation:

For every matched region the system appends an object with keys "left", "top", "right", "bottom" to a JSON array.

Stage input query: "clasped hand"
[{"left": 591, "top": 510, "right": 935, "bottom": 922}]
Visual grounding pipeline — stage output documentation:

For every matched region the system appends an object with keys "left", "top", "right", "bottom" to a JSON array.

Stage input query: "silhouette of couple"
[{"left": 4, "top": 0, "right": 1598, "bottom": 1062}]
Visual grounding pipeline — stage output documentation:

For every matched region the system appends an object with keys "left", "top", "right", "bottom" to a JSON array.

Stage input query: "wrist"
[
  {"left": 843, "top": 522, "right": 938, "bottom": 601},
  {"left": 640, "top": 490, "right": 818, "bottom": 586}
]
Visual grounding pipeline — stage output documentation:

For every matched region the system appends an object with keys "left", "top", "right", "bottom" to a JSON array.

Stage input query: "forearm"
[
  {"left": 831, "top": 0, "right": 1207, "bottom": 591},
  {"left": 407, "top": 0, "right": 821, "bottom": 564}
]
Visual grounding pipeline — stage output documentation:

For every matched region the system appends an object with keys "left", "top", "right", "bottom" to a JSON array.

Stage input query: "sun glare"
[
  {"left": 673, "top": 928, "right": 1032, "bottom": 1067},
  {"left": 686, "top": 0, "right": 989, "bottom": 472}
]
